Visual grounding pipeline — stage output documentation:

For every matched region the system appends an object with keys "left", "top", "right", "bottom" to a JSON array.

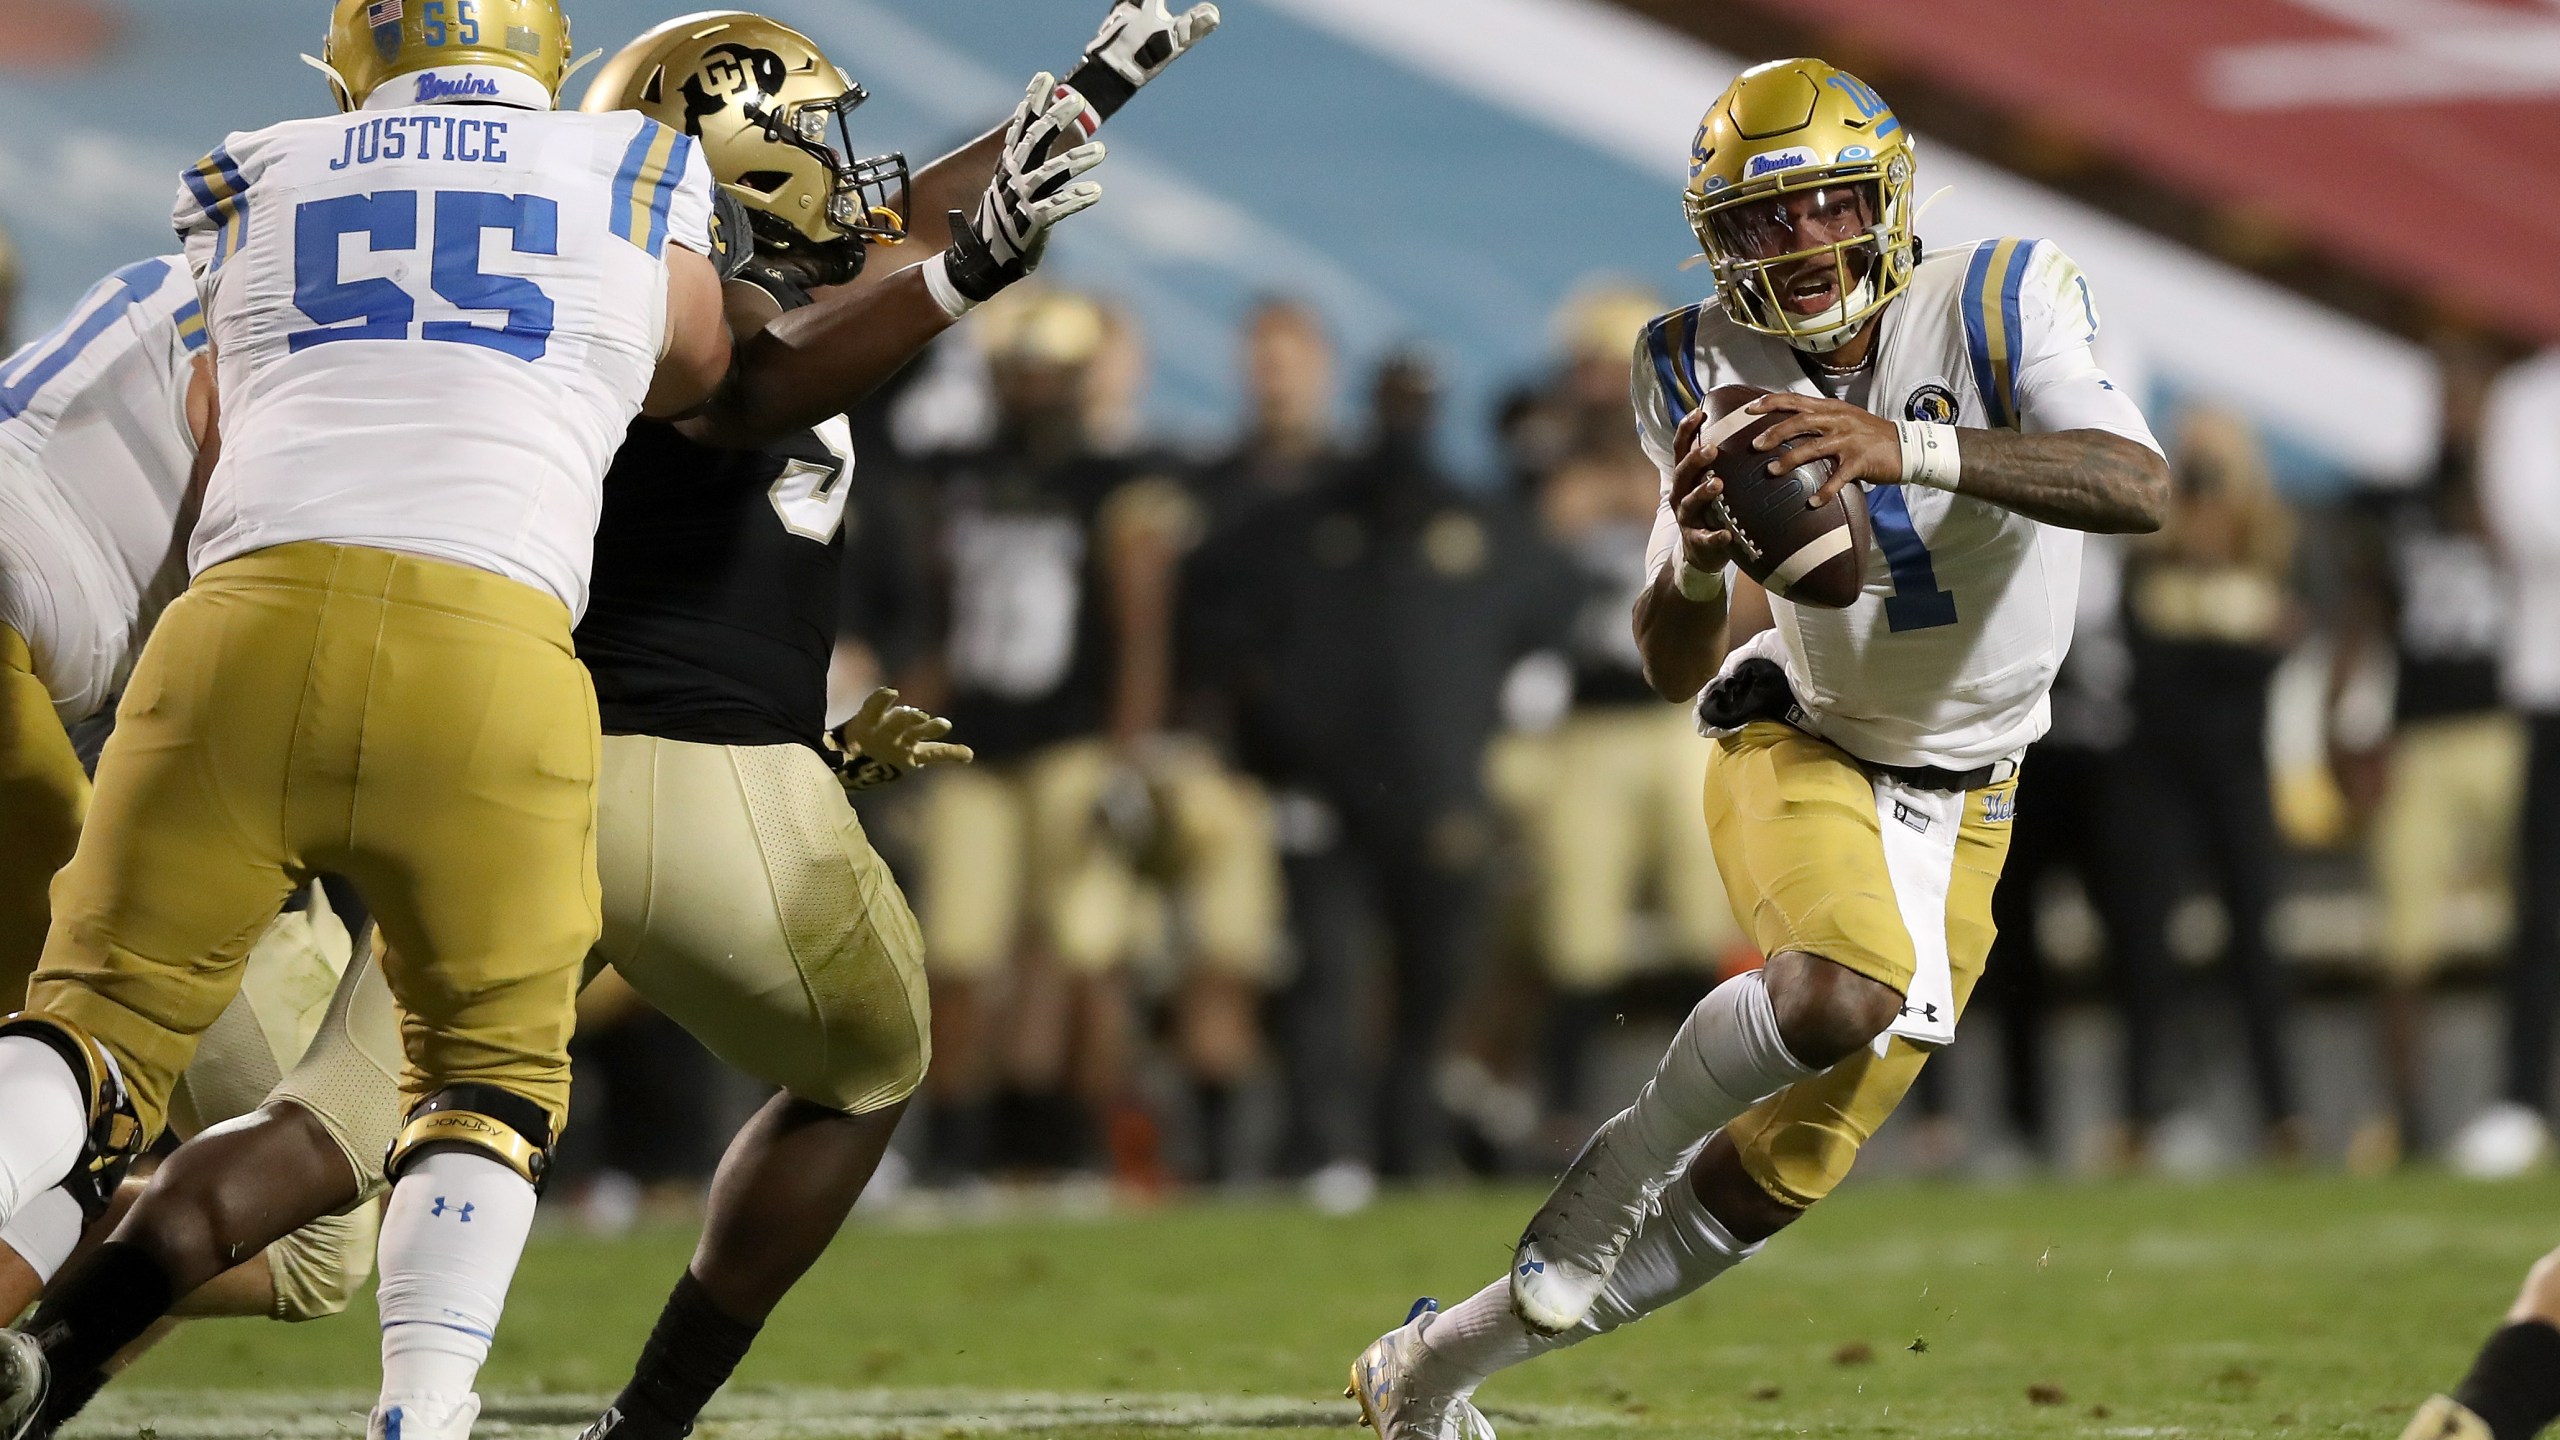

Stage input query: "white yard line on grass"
[{"left": 72, "top": 1389, "right": 1618, "bottom": 1438}]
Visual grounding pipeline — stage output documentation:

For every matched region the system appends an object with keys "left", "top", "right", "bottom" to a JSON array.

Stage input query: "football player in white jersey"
[
  {"left": 1348, "top": 59, "right": 2170, "bottom": 1439},
  {"left": 0, "top": 0, "right": 739, "bottom": 1435},
  {"left": 0, "top": 254, "right": 407, "bottom": 1334}
]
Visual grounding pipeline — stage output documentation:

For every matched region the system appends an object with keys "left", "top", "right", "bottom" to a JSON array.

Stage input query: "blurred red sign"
[
  {"left": 1757, "top": 0, "right": 2560, "bottom": 340},
  {"left": 0, "top": 0, "right": 120, "bottom": 69}
]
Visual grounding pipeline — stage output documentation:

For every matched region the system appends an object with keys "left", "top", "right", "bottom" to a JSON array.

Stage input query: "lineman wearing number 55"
[
  {"left": 0, "top": 5, "right": 1213, "bottom": 1439},
  {"left": 1348, "top": 58, "right": 2173, "bottom": 1439},
  {"left": 0, "top": 0, "right": 742, "bottom": 1436}
]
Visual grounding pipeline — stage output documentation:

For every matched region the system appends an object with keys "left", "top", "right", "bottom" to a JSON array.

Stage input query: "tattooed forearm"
[{"left": 1948, "top": 429, "right": 2169, "bottom": 534}]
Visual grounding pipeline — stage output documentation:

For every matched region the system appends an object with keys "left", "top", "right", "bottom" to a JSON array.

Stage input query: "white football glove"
[
  {"left": 939, "top": 74, "right": 1105, "bottom": 305},
  {"left": 829, "top": 687, "right": 974, "bottom": 792},
  {"left": 1069, "top": 0, "right": 1221, "bottom": 121}
]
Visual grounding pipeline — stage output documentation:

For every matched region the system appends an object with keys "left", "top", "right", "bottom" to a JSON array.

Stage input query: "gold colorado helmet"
[
  {"left": 1685, "top": 58, "right": 1918, "bottom": 354},
  {"left": 317, "top": 0, "right": 575, "bottom": 112},
  {"left": 583, "top": 11, "right": 908, "bottom": 277}
]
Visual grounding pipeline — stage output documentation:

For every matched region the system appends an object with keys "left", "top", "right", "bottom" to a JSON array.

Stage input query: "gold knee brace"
[
  {"left": 384, "top": 1084, "right": 555, "bottom": 1190},
  {"left": 0, "top": 1012, "right": 145, "bottom": 1221}
]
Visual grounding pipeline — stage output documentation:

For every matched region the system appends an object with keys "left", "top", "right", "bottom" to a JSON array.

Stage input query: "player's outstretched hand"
[
  {"left": 1669, "top": 405, "right": 1741, "bottom": 579},
  {"left": 1088, "top": 0, "right": 1221, "bottom": 87},
  {"left": 831, "top": 687, "right": 975, "bottom": 792},
  {"left": 942, "top": 75, "right": 1106, "bottom": 304},
  {"left": 1745, "top": 393, "right": 1901, "bottom": 508}
]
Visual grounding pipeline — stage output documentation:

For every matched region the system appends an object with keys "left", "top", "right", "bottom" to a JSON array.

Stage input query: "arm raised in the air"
[{"left": 830, "top": 0, "right": 1218, "bottom": 288}]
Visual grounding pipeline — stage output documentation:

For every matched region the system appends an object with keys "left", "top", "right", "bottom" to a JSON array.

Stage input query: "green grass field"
[{"left": 74, "top": 1172, "right": 2559, "bottom": 1438}]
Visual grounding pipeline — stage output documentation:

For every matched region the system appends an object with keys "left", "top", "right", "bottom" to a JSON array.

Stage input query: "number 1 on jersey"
[{"left": 1865, "top": 484, "right": 1958, "bottom": 632}]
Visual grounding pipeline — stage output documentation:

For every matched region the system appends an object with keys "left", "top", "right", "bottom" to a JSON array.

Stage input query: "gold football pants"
[
  {"left": 1703, "top": 722, "right": 2017, "bottom": 1208},
  {"left": 0, "top": 624, "right": 85, "bottom": 991},
  {"left": 28, "top": 542, "right": 600, "bottom": 1140},
  {"left": 590, "top": 735, "right": 930, "bottom": 1115}
]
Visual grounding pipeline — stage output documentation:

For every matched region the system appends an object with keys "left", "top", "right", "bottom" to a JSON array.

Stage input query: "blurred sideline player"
[
  {"left": 1348, "top": 59, "right": 2170, "bottom": 1439},
  {"left": 0, "top": 0, "right": 740, "bottom": 1433},
  {"left": 1489, "top": 285, "right": 1747, "bottom": 1129},
  {"left": 1, "top": 6, "right": 1214, "bottom": 1439},
  {"left": 0, "top": 249, "right": 406, "bottom": 1331}
]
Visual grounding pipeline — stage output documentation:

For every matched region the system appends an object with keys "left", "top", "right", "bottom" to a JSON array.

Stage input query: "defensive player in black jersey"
[{"left": 0, "top": 8, "right": 1219, "bottom": 1439}]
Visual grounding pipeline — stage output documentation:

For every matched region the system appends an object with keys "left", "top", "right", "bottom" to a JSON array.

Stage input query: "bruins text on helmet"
[
  {"left": 1685, "top": 58, "right": 1918, "bottom": 355},
  {"left": 316, "top": 0, "right": 575, "bottom": 113},
  {"left": 583, "top": 11, "right": 909, "bottom": 287}
]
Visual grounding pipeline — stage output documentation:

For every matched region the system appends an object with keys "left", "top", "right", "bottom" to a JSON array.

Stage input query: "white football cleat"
[
  {"left": 370, "top": 1391, "right": 481, "bottom": 1440},
  {"left": 1347, "top": 1299, "right": 1496, "bottom": 1440},
  {"left": 2451, "top": 1102, "right": 2551, "bottom": 1179},
  {"left": 0, "top": 1330, "right": 47, "bottom": 1440},
  {"left": 1509, "top": 1117, "right": 1649, "bottom": 1334}
]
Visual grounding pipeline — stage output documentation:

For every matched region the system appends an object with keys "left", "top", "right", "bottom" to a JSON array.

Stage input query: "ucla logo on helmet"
[
  {"left": 1688, "top": 115, "right": 1713, "bottom": 181},
  {"left": 1743, "top": 145, "right": 1821, "bottom": 179},
  {"left": 1905, "top": 383, "right": 1960, "bottom": 424}
]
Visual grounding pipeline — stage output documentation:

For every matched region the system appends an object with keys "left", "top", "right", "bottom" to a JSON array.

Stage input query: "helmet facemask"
[
  {"left": 738, "top": 81, "right": 910, "bottom": 247},
  {"left": 1688, "top": 153, "right": 1915, "bottom": 355}
]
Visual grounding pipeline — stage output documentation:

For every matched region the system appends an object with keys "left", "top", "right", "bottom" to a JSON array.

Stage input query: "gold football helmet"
[
  {"left": 1685, "top": 58, "right": 1918, "bottom": 354},
  {"left": 318, "top": 0, "right": 574, "bottom": 112},
  {"left": 582, "top": 11, "right": 908, "bottom": 280}
]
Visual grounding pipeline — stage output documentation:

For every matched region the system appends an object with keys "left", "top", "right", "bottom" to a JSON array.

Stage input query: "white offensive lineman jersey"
[
  {"left": 0, "top": 255, "right": 205, "bottom": 723},
  {"left": 1638, "top": 238, "right": 2163, "bottom": 770},
  {"left": 174, "top": 93, "right": 714, "bottom": 618}
]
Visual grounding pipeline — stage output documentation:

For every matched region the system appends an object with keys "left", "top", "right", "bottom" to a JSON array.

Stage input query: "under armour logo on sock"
[
  {"left": 429, "top": 1197, "right": 476, "bottom": 1222},
  {"left": 1517, "top": 1260, "right": 1545, "bottom": 1275}
]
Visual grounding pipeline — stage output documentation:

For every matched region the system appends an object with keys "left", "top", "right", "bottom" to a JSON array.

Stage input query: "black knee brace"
[
  {"left": 384, "top": 1084, "right": 556, "bottom": 1191},
  {"left": 0, "top": 1013, "right": 144, "bottom": 1223}
]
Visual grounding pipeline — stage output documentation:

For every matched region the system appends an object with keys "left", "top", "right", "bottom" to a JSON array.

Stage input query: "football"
[{"left": 1691, "top": 384, "right": 1872, "bottom": 610}]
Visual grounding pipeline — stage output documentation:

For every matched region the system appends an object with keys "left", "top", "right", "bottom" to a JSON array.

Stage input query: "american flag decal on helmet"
[{"left": 369, "top": 0, "right": 405, "bottom": 61}]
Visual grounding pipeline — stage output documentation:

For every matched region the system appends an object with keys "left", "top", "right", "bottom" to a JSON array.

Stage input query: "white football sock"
[
  {"left": 1422, "top": 1167, "right": 1759, "bottom": 1394},
  {"left": 1615, "top": 969, "right": 1815, "bottom": 1185},
  {"left": 0, "top": 1185, "right": 87, "bottom": 1283},
  {"left": 376, "top": 1150, "right": 539, "bottom": 1403},
  {"left": 0, "top": 1035, "right": 90, "bottom": 1227}
]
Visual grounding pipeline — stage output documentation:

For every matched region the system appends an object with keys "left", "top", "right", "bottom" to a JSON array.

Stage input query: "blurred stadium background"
[{"left": 6, "top": 0, "right": 2560, "bottom": 1434}]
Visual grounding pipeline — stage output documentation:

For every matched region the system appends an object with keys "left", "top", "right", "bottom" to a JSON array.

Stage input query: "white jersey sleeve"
[
  {"left": 2005, "top": 242, "right": 2161, "bottom": 454},
  {"left": 174, "top": 107, "right": 715, "bottom": 618}
]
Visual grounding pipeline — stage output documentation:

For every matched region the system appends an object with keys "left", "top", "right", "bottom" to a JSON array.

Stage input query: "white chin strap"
[{"left": 1783, "top": 271, "right": 1877, "bottom": 355}]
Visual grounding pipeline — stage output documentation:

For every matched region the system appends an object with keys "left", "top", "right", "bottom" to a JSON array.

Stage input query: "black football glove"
[
  {"left": 940, "top": 75, "right": 1106, "bottom": 305},
  {"left": 1066, "top": 0, "right": 1222, "bottom": 124},
  {"left": 706, "top": 186, "right": 758, "bottom": 282}
]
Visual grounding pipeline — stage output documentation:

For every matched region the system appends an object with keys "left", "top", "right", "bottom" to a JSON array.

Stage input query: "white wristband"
[
  {"left": 921, "top": 252, "right": 977, "bottom": 320},
  {"left": 1673, "top": 553, "right": 1727, "bottom": 603},
  {"left": 1896, "top": 420, "right": 1962, "bottom": 491}
]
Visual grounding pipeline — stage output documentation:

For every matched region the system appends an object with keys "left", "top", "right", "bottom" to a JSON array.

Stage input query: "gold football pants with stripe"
[
  {"left": 1703, "top": 722, "right": 2017, "bottom": 1209},
  {"left": 590, "top": 734, "right": 930, "bottom": 1115},
  {"left": 27, "top": 542, "right": 600, "bottom": 1140}
]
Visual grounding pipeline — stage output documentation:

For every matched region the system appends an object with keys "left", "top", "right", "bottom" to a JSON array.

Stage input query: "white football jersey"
[
  {"left": 0, "top": 255, "right": 205, "bottom": 723},
  {"left": 175, "top": 95, "right": 715, "bottom": 618},
  {"left": 1639, "top": 238, "right": 2163, "bottom": 770}
]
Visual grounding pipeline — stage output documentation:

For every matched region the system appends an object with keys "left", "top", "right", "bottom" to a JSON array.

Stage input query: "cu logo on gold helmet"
[{"left": 680, "top": 42, "right": 787, "bottom": 134}]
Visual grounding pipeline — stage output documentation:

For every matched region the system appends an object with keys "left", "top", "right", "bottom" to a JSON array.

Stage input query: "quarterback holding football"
[{"left": 1350, "top": 58, "right": 2170, "bottom": 1439}]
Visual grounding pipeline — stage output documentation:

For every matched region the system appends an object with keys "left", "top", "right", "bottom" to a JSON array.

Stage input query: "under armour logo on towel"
[
  {"left": 1900, "top": 1001, "right": 1942, "bottom": 1023},
  {"left": 429, "top": 1197, "right": 476, "bottom": 1222}
]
